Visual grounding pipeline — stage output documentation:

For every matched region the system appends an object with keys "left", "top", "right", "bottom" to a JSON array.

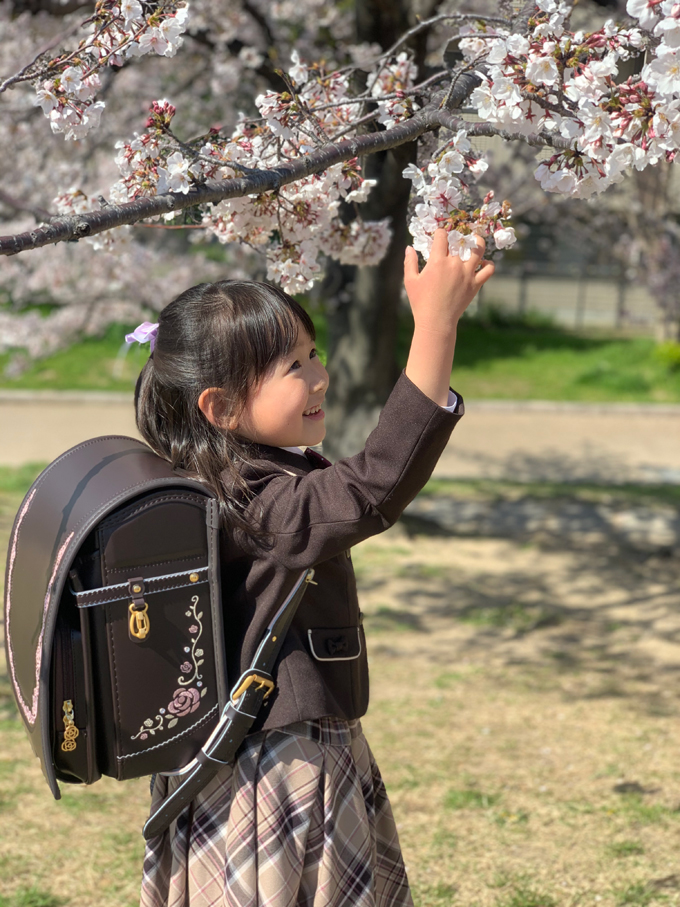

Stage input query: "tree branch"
[
  {"left": 434, "top": 108, "right": 574, "bottom": 151},
  {"left": 0, "top": 107, "right": 446, "bottom": 256},
  {"left": 464, "top": 120, "right": 574, "bottom": 152},
  {"left": 0, "top": 18, "right": 85, "bottom": 93},
  {"left": 0, "top": 188, "right": 54, "bottom": 222}
]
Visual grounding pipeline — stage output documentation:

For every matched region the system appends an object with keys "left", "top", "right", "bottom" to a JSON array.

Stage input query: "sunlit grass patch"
[
  {"left": 445, "top": 789, "right": 500, "bottom": 811},
  {"left": 458, "top": 602, "right": 559, "bottom": 635},
  {"left": 492, "top": 809, "right": 530, "bottom": 827},
  {"left": 434, "top": 672, "right": 466, "bottom": 689},
  {"left": 0, "top": 465, "right": 46, "bottom": 495},
  {"left": 396, "top": 563, "right": 451, "bottom": 581},
  {"left": 412, "top": 881, "right": 458, "bottom": 907},
  {"left": 608, "top": 840, "right": 646, "bottom": 858},
  {"left": 614, "top": 882, "right": 657, "bottom": 907},
  {"left": 494, "top": 883, "right": 557, "bottom": 907},
  {"left": 420, "top": 478, "right": 680, "bottom": 508},
  {"left": 365, "top": 605, "right": 424, "bottom": 632},
  {"left": 453, "top": 316, "right": 680, "bottom": 403},
  {"left": 614, "top": 793, "right": 680, "bottom": 825},
  {"left": 0, "top": 888, "right": 63, "bottom": 907}
]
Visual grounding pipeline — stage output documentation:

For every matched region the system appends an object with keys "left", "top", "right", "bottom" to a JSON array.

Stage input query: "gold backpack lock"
[
  {"left": 128, "top": 577, "right": 150, "bottom": 641},
  {"left": 61, "top": 699, "right": 79, "bottom": 752}
]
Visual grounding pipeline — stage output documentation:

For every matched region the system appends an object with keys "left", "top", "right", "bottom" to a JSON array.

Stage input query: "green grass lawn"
[
  {"left": 1, "top": 310, "right": 680, "bottom": 402},
  {"left": 452, "top": 314, "right": 680, "bottom": 403}
]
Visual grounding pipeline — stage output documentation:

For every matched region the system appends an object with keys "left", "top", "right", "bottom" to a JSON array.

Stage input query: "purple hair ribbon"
[{"left": 125, "top": 322, "right": 159, "bottom": 352}]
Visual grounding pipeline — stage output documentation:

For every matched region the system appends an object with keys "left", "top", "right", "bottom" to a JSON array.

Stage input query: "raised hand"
[
  {"left": 403, "top": 228, "right": 495, "bottom": 406},
  {"left": 403, "top": 229, "right": 495, "bottom": 336}
]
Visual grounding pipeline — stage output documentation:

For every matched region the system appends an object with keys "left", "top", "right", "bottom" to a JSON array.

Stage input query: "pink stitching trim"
[
  {"left": 6, "top": 492, "right": 74, "bottom": 726},
  {"left": 5, "top": 488, "right": 37, "bottom": 722}
]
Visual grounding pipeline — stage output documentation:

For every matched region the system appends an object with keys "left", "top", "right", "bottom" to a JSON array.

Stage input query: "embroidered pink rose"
[
  {"left": 180, "top": 661, "right": 192, "bottom": 674},
  {"left": 188, "top": 625, "right": 198, "bottom": 635},
  {"left": 140, "top": 733, "right": 148, "bottom": 740},
  {"left": 168, "top": 687, "right": 200, "bottom": 717}
]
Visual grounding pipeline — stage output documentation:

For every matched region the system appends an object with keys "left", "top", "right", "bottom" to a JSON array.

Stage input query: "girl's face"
[{"left": 234, "top": 329, "right": 329, "bottom": 448}]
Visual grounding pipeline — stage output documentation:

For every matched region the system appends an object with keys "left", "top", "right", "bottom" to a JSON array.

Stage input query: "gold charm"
[
  {"left": 129, "top": 601, "right": 150, "bottom": 640},
  {"left": 61, "top": 700, "right": 79, "bottom": 753}
]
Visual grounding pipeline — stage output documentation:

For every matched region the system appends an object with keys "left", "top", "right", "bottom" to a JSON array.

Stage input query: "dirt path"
[{"left": 1, "top": 393, "right": 680, "bottom": 484}]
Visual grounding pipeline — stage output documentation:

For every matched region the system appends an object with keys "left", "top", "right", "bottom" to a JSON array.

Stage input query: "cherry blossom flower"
[
  {"left": 627, "top": 0, "right": 662, "bottom": 31},
  {"left": 644, "top": 50, "right": 680, "bottom": 95},
  {"left": 525, "top": 54, "right": 560, "bottom": 86},
  {"left": 157, "top": 151, "right": 192, "bottom": 194},
  {"left": 289, "top": 50, "right": 308, "bottom": 85},
  {"left": 121, "top": 0, "right": 144, "bottom": 25},
  {"left": 447, "top": 230, "right": 480, "bottom": 260},
  {"left": 494, "top": 227, "right": 517, "bottom": 249}
]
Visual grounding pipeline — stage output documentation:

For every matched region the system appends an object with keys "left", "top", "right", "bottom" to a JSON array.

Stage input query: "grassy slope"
[{"left": 1, "top": 313, "right": 680, "bottom": 402}]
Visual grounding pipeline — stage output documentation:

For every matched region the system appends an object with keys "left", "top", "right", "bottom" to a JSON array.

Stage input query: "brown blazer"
[{"left": 219, "top": 371, "right": 464, "bottom": 731}]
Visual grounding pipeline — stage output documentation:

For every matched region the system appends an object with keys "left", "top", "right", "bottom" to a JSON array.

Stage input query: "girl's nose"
[{"left": 312, "top": 362, "right": 329, "bottom": 394}]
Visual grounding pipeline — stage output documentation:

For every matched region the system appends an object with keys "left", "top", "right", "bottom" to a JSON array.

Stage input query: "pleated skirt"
[{"left": 139, "top": 717, "right": 414, "bottom": 907}]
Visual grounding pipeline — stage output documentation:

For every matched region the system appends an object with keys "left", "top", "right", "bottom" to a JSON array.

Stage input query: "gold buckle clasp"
[
  {"left": 129, "top": 601, "right": 150, "bottom": 640},
  {"left": 231, "top": 673, "right": 275, "bottom": 703}
]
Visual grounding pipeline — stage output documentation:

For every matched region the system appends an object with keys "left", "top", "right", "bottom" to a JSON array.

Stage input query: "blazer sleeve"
[{"left": 243, "top": 371, "right": 464, "bottom": 568}]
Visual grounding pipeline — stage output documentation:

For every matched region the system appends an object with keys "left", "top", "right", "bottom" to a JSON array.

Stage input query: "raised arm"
[{"left": 403, "top": 228, "right": 495, "bottom": 407}]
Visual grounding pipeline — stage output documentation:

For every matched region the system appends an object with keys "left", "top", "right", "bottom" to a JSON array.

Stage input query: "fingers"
[
  {"left": 429, "top": 228, "right": 450, "bottom": 261},
  {"left": 474, "top": 258, "right": 495, "bottom": 288},
  {"left": 469, "top": 234, "right": 486, "bottom": 258},
  {"left": 403, "top": 245, "right": 420, "bottom": 283}
]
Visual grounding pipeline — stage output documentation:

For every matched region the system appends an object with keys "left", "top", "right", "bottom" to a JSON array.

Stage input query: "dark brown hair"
[{"left": 134, "top": 279, "right": 315, "bottom": 536}]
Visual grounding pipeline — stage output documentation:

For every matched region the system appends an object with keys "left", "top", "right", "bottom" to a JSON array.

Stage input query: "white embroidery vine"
[
  {"left": 178, "top": 594, "right": 204, "bottom": 687},
  {"left": 131, "top": 592, "right": 208, "bottom": 742}
]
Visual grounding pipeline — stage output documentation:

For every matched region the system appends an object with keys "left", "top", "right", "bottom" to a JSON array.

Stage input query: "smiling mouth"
[{"left": 303, "top": 403, "right": 325, "bottom": 418}]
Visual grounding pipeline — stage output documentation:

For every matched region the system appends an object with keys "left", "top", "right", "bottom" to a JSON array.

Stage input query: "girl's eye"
[
  {"left": 310, "top": 348, "right": 318, "bottom": 359},
  {"left": 289, "top": 359, "right": 301, "bottom": 371}
]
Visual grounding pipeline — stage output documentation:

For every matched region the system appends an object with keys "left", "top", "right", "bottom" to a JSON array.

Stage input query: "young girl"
[{"left": 132, "top": 228, "right": 494, "bottom": 907}]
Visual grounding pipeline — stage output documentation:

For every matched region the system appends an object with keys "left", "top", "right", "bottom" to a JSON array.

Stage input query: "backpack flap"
[
  {"left": 71, "top": 491, "right": 225, "bottom": 781},
  {"left": 4, "top": 435, "right": 226, "bottom": 799}
]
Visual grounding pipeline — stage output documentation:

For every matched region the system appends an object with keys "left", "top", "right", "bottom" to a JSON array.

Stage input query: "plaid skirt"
[{"left": 139, "top": 717, "right": 414, "bottom": 907}]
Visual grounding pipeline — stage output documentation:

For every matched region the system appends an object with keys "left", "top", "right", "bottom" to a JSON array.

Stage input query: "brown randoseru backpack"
[{"left": 4, "top": 435, "right": 313, "bottom": 839}]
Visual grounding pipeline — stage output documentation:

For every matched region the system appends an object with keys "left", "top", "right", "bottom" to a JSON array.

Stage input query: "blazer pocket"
[{"left": 307, "top": 626, "right": 362, "bottom": 662}]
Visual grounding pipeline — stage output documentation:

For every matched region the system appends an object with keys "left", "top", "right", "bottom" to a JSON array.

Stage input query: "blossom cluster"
[
  {"left": 463, "top": 0, "right": 680, "bottom": 200},
  {"left": 33, "top": 2, "right": 188, "bottom": 140},
  {"left": 105, "top": 51, "right": 417, "bottom": 293},
  {"left": 18, "top": 0, "right": 680, "bottom": 306},
  {"left": 366, "top": 52, "right": 419, "bottom": 128},
  {"left": 402, "top": 130, "right": 515, "bottom": 259}
]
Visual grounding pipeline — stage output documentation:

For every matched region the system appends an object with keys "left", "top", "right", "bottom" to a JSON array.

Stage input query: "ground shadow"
[{"left": 359, "top": 534, "right": 680, "bottom": 715}]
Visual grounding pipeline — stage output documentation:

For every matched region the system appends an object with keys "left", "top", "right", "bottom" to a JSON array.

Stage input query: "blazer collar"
[
  {"left": 248, "top": 443, "right": 331, "bottom": 474},
  {"left": 247, "top": 443, "right": 314, "bottom": 475}
]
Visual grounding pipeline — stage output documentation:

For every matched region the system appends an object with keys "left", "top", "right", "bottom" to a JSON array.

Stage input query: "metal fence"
[{"left": 474, "top": 265, "right": 659, "bottom": 333}]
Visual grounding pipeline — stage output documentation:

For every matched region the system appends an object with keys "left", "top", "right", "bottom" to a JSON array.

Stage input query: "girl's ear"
[{"left": 198, "top": 387, "right": 239, "bottom": 432}]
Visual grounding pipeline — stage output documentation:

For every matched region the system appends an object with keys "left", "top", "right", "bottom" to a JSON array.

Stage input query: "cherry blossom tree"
[{"left": 1, "top": 0, "right": 679, "bottom": 452}]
